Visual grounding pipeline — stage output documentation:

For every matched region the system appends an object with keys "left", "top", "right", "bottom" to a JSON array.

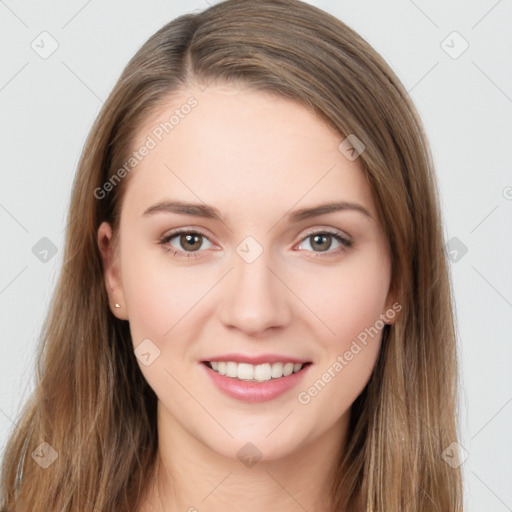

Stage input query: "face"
[{"left": 98, "top": 83, "right": 397, "bottom": 462}]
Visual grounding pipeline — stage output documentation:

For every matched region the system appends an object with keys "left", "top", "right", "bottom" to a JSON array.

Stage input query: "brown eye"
[
  {"left": 178, "top": 233, "right": 203, "bottom": 252},
  {"left": 310, "top": 233, "right": 333, "bottom": 252},
  {"left": 297, "top": 230, "right": 352, "bottom": 257},
  {"left": 159, "top": 229, "right": 214, "bottom": 258}
]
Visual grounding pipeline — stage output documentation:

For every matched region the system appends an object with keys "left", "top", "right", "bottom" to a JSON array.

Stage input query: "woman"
[{"left": 0, "top": 0, "right": 464, "bottom": 510}]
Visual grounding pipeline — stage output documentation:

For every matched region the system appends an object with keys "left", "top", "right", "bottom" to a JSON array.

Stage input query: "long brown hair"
[{"left": 0, "top": 1, "right": 464, "bottom": 510}]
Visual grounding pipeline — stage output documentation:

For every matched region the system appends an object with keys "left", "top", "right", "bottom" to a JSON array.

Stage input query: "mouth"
[{"left": 202, "top": 360, "right": 312, "bottom": 383}]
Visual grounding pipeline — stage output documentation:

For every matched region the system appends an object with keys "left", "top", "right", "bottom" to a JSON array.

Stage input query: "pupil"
[
  {"left": 182, "top": 233, "right": 201, "bottom": 251},
  {"left": 312, "top": 234, "right": 330, "bottom": 252}
]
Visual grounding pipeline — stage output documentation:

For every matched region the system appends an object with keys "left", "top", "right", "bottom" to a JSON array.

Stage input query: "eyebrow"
[{"left": 142, "top": 200, "right": 373, "bottom": 223}]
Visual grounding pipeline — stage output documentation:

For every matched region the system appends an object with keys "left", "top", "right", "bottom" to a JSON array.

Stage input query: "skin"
[{"left": 97, "top": 83, "right": 397, "bottom": 512}]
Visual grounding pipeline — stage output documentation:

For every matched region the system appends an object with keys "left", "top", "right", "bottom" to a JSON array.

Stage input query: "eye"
[
  {"left": 158, "top": 229, "right": 214, "bottom": 259},
  {"left": 158, "top": 228, "right": 353, "bottom": 260},
  {"left": 296, "top": 230, "right": 352, "bottom": 258}
]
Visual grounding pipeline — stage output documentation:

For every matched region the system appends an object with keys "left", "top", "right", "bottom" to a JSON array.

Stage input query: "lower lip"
[{"left": 201, "top": 363, "right": 312, "bottom": 403}]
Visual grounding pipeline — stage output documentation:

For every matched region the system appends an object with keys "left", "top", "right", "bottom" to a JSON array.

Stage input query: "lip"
[
  {"left": 200, "top": 360, "right": 313, "bottom": 403},
  {"left": 202, "top": 353, "right": 311, "bottom": 365}
]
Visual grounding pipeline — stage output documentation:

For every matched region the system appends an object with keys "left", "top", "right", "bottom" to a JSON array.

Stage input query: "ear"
[
  {"left": 382, "top": 280, "right": 401, "bottom": 326},
  {"left": 97, "top": 221, "right": 128, "bottom": 320}
]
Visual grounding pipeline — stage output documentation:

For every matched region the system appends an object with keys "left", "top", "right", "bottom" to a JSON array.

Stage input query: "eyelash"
[{"left": 158, "top": 228, "right": 353, "bottom": 260}]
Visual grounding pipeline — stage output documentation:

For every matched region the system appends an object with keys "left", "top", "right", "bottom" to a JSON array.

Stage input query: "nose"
[{"left": 216, "top": 249, "right": 292, "bottom": 337}]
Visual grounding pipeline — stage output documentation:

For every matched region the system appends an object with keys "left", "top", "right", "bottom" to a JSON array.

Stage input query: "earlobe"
[{"left": 97, "top": 221, "right": 128, "bottom": 320}]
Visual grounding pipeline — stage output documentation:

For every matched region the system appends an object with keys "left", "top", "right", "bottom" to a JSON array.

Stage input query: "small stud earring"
[{"left": 114, "top": 303, "right": 120, "bottom": 309}]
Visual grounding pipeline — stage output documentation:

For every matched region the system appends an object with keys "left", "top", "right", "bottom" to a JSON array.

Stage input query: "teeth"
[
  {"left": 237, "top": 363, "right": 254, "bottom": 380},
  {"left": 283, "top": 362, "right": 294, "bottom": 376},
  {"left": 253, "top": 363, "right": 271, "bottom": 382},
  {"left": 226, "top": 361, "right": 238, "bottom": 378},
  {"left": 271, "top": 362, "right": 283, "bottom": 378},
  {"left": 207, "top": 361, "right": 305, "bottom": 381}
]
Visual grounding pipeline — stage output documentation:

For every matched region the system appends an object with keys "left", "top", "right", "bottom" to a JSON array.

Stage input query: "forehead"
[{"left": 122, "top": 84, "right": 377, "bottom": 222}]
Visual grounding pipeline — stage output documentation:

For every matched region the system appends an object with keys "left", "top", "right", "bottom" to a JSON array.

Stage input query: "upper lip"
[{"left": 202, "top": 353, "right": 311, "bottom": 365}]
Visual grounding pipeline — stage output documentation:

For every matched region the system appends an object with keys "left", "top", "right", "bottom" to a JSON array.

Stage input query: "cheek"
[
  {"left": 294, "top": 252, "right": 388, "bottom": 405},
  {"left": 331, "top": 277, "right": 387, "bottom": 348},
  {"left": 119, "top": 245, "right": 204, "bottom": 410},
  {"left": 297, "top": 287, "right": 386, "bottom": 423},
  {"left": 120, "top": 240, "right": 206, "bottom": 343},
  {"left": 294, "top": 252, "right": 389, "bottom": 415},
  {"left": 298, "top": 250, "right": 390, "bottom": 348},
  {"left": 123, "top": 272, "right": 176, "bottom": 344}
]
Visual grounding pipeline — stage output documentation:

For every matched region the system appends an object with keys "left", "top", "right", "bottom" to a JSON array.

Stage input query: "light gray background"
[{"left": 1, "top": 1, "right": 511, "bottom": 509}]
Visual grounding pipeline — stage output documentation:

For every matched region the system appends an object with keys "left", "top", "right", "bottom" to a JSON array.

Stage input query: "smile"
[
  {"left": 204, "top": 361, "right": 308, "bottom": 382},
  {"left": 201, "top": 359, "right": 312, "bottom": 403}
]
